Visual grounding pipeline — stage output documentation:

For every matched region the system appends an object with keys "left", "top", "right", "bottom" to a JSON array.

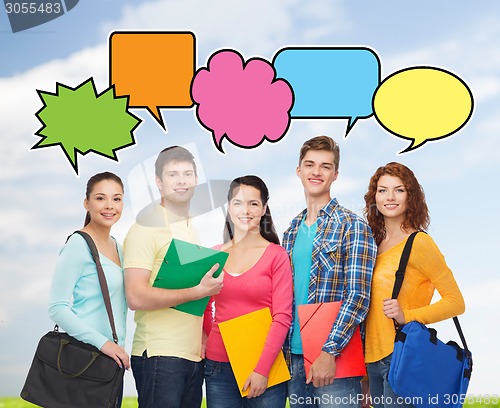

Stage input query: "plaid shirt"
[{"left": 282, "top": 198, "right": 376, "bottom": 358}]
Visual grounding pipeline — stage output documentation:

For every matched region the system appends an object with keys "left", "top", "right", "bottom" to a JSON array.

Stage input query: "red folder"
[{"left": 298, "top": 302, "right": 366, "bottom": 379}]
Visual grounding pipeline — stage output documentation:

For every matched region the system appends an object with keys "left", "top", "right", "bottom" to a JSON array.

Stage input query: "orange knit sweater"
[{"left": 364, "top": 233, "right": 465, "bottom": 363}]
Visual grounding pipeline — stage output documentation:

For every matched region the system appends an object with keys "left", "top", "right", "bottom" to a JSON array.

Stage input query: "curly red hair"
[{"left": 363, "top": 162, "right": 430, "bottom": 245}]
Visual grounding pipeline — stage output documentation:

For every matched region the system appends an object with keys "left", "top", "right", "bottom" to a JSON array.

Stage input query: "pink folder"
[{"left": 298, "top": 302, "right": 366, "bottom": 379}]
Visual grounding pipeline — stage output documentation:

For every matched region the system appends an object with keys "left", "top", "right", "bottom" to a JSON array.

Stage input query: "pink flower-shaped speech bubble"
[{"left": 191, "top": 49, "right": 294, "bottom": 152}]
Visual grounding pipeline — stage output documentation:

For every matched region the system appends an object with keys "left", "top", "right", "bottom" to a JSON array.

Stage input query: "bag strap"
[
  {"left": 390, "top": 231, "right": 420, "bottom": 299},
  {"left": 453, "top": 316, "right": 470, "bottom": 353},
  {"left": 71, "top": 231, "right": 119, "bottom": 344},
  {"left": 453, "top": 316, "right": 473, "bottom": 378},
  {"left": 390, "top": 231, "right": 471, "bottom": 357}
]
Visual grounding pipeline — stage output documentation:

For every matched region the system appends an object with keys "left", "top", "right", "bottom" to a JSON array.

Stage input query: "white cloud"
[
  {"left": 104, "top": 0, "right": 296, "bottom": 56},
  {"left": 0, "top": 45, "right": 108, "bottom": 181},
  {"left": 371, "top": 14, "right": 500, "bottom": 174},
  {"left": 462, "top": 279, "right": 500, "bottom": 310},
  {"left": 469, "top": 75, "right": 500, "bottom": 101},
  {"left": 381, "top": 17, "right": 500, "bottom": 104},
  {"left": 447, "top": 281, "right": 500, "bottom": 394},
  {"left": 102, "top": 0, "right": 348, "bottom": 59}
]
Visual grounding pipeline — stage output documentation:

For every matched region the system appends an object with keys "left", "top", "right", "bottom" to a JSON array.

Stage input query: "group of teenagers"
[{"left": 47, "top": 135, "right": 465, "bottom": 408}]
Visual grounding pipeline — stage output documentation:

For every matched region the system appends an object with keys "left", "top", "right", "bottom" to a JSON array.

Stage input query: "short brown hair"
[
  {"left": 154, "top": 146, "right": 197, "bottom": 178},
  {"left": 299, "top": 136, "right": 340, "bottom": 172}
]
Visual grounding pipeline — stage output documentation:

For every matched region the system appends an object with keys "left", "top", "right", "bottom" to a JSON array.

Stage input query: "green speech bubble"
[{"left": 32, "top": 77, "right": 142, "bottom": 175}]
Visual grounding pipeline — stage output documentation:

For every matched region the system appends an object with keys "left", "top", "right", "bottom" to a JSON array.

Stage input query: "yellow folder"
[{"left": 218, "top": 307, "right": 290, "bottom": 397}]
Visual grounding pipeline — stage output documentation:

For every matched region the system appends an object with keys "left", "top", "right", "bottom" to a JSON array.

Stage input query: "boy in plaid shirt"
[{"left": 283, "top": 136, "right": 376, "bottom": 408}]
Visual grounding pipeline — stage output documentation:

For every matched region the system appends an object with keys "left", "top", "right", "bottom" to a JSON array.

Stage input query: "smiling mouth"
[
  {"left": 308, "top": 178, "right": 323, "bottom": 184},
  {"left": 101, "top": 213, "right": 115, "bottom": 219},
  {"left": 238, "top": 217, "right": 253, "bottom": 222},
  {"left": 384, "top": 204, "right": 399, "bottom": 209}
]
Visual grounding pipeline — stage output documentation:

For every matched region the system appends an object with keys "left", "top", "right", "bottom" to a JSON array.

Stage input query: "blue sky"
[{"left": 1, "top": 0, "right": 499, "bottom": 397}]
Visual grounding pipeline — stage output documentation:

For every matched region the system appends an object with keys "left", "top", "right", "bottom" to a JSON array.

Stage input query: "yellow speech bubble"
[{"left": 373, "top": 67, "right": 473, "bottom": 152}]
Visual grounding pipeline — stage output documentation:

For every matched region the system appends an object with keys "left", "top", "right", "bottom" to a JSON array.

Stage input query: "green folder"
[{"left": 153, "top": 239, "right": 228, "bottom": 316}]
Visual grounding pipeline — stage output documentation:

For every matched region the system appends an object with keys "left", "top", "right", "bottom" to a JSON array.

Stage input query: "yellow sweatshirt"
[{"left": 364, "top": 232, "right": 465, "bottom": 364}]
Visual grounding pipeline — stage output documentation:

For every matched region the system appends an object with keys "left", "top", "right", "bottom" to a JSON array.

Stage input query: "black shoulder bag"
[
  {"left": 387, "top": 231, "right": 473, "bottom": 408},
  {"left": 20, "top": 231, "right": 125, "bottom": 408}
]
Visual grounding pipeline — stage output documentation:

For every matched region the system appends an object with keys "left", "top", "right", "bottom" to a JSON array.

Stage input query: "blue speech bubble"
[{"left": 272, "top": 47, "right": 380, "bottom": 136}]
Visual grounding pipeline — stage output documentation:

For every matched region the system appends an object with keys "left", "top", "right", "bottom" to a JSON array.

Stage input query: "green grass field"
[
  {"left": 0, "top": 398, "right": 162, "bottom": 408},
  {"left": 1, "top": 397, "right": 499, "bottom": 408},
  {"left": 0, "top": 398, "right": 146, "bottom": 408}
]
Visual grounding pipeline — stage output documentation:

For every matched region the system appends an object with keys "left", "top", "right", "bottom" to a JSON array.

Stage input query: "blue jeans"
[
  {"left": 366, "top": 354, "right": 415, "bottom": 408},
  {"left": 204, "top": 358, "right": 287, "bottom": 408},
  {"left": 288, "top": 354, "right": 363, "bottom": 408},
  {"left": 131, "top": 352, "right": 204, "bottom": 408}
]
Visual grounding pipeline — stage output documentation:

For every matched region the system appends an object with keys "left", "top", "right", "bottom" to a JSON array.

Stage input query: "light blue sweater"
[{"left": 48, "top": 233, "right": 127, "bottom": 349}]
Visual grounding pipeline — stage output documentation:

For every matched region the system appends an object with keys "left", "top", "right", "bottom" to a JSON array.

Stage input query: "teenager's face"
[
  {"left": 84, "top": 180, "right": 124, "bottom": 228},
  {"left": 375, "top": 175, "right": 408, "bottom": 222},
  {"left": 228, "top": 185, "right": 266, "bottom": 235},
  {"left": 156, "top": 160, "right": 197, "bottom": 204},
  {"left": 296, "top": 149, "right": 338, "bottom": 200}
]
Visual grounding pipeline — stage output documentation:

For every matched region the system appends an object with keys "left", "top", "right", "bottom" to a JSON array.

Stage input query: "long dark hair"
[
  {"left": 84, "top": 172, "right": 124, "bottom": 226},
  {"left": 223, "top": 175, "right": 280, "bottom": 245},
  {"left": 363, "top": 162, "right": 429, "bottom": 245}
]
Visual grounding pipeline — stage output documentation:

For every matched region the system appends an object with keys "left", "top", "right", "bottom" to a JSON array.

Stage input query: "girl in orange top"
[{"left": 362, "top": 162, "right": 465, "bottom": 408}]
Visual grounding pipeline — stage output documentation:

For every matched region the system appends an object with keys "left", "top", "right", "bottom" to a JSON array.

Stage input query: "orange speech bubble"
[{"left": 109, "top": 31, "right": 196, "bottom": 129}]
